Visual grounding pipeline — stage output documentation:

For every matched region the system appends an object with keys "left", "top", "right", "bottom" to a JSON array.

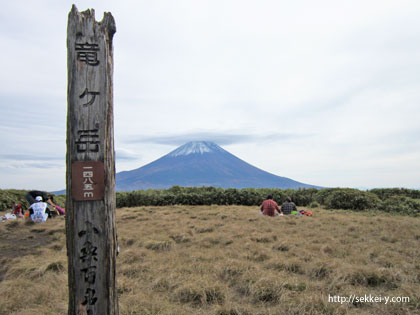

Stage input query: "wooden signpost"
[{"left": 66, "top": 5, "right": 118, "bottom": 314}]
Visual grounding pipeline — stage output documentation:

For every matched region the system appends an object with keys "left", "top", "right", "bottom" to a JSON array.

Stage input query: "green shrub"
[
  {"left": 379, "top": 196, "right": 420, "bottom": 216},
  {"left": 0, "top": 189, "right": 29, "bottom": 211},
  {"left": 323, "top": 189, "right": 380, "bottom": 211},
  {"left": 285, "top": 188, "right": 319, "bottom": 206},
  {"left": 369, "top": 188, "right": 420, "bottom": 200},
  {"left": 314, "top": 188, "right": 340, "bottom": 205},
  {"left": 309, "top": 201, "right": 320, "bottom": 208}
]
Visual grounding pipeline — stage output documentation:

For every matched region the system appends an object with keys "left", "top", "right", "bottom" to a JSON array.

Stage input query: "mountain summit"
[
  {"left": 168, "top": 141, "right": 224, "bottom": 157},
  {"left": 116, "top": 141, "right": 319, "bottom": 190}
]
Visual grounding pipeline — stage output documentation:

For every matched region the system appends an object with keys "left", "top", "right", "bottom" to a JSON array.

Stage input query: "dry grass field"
[{"left": 1, "top": 205, "right": 420, "bottom": 314}]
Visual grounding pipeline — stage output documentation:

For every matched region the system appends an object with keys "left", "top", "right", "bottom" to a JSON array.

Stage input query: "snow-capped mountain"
[
  {"left": 168, "top": 141, "right": 223, "bottom": 157},
  {"left": 116, "top": 141, "right": 320, "bottom": 191}
]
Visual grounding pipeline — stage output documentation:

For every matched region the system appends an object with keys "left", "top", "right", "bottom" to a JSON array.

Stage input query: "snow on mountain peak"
[{"left": 169, "top": 141, "right": 222, "bottom": 157}]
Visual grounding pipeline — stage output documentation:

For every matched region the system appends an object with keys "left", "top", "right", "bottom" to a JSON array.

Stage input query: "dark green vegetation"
[
  {"left": 116, "top": 187, "right": 420, "bottom": 216},
  {"left": 1, "top": 187, "right": 420, "bottom": 216}
]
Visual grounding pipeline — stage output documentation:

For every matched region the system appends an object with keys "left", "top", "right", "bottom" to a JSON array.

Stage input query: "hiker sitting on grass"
[
  {"left": 12, "top": 203, "right": 24, "bottom": 218},
  {"left": 260, "top": 195, "right": 282, "bottom": 217},
  {"left": 280, "top": 196, "right": 297, "bottom": 215},
  {"left": 28, "top": 196, "right": 49, "bottom": 222},
  {"left": 46, "top": 195, "right": 64, "bottom": 216},
  {"left": 25, "top": 191, "right": 63, "bottom": 217}
]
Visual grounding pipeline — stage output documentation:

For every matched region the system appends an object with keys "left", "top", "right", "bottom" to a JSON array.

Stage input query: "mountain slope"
[{"left": 116, "top": 141, "right": 319, "bottom": 191}]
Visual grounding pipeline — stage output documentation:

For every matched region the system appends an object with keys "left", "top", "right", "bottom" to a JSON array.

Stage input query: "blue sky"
[{"left": 1, "top": 0, "right": 420, "bottom": 191}]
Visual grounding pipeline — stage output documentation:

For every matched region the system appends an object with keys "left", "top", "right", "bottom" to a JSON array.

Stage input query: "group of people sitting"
[
  {"left": 260, "top": 195, "right": 297, "bottom": 216},
  {"left": 11, "top": 190, "right": 65, "bottom": 223}
]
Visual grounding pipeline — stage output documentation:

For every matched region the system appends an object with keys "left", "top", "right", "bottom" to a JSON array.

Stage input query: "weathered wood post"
[{"left": 66, "top": 5, "right": 118, "bottom": 315}]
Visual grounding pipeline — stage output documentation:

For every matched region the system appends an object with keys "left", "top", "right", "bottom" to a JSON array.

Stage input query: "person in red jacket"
[
  {"left": 260, "top": 195, "right": 282, "bottom": 217},
  {"left": 12, "top": 203, "right": 24, "bottom": 217}
]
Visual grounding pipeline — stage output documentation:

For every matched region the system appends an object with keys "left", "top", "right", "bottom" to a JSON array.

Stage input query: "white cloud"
[{"left": 1, "top": 0, "right": 420, "bottom": 190}]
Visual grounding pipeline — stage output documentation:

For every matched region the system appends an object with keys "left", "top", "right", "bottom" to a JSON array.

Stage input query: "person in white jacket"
[{"left": 28, "top": 196, "right": 49, "bottom": 222}]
